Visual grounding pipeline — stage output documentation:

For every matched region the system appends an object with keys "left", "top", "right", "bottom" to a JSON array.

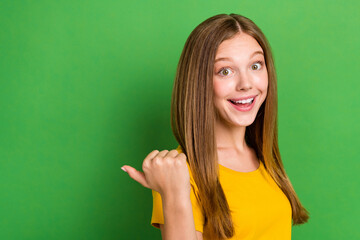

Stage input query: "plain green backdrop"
[{"left": 0, "top": 0, "right": 359, "bottom": 239}]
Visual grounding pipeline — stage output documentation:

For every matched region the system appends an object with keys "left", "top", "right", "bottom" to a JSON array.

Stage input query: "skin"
[
  {"left": 121, "top": 32, "right": 268, "bottom": 239},
  {"left": 213, "top": 32, "right": 268, "bottom": 172},
  {"left": 122, "top": 150, "right": 200, "bottom": 239}
]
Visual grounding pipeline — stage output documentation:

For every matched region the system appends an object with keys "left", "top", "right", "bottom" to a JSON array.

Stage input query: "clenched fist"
[{"left": 121, "top": 149, "right": 191, "bottom": 198}]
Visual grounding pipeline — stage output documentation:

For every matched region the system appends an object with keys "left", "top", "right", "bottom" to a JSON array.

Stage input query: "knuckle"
[
  {"left": 142, "top": 161, "right": 149, "bottom": 171},
  {"left": 164, "top": 157, "right": 173, "bottom": 165},
  {"left": 175, "top": 158, "right": 184, "bottom": 167},
  {"left": 153, "top": 156, "right": 162, "bottom": 166}
]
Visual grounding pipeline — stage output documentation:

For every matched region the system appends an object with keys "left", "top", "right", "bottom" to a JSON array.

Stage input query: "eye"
[
  {"left": 218, "top": 67, "right": 233, "bottom": 76},
  {"left": 251, "top": 61, "right": 264, "bottom": 70}
]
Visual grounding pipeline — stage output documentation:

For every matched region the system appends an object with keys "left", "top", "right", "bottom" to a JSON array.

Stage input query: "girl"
[{"left": 121, "top": 13, "right": 309, "bottom": 240}]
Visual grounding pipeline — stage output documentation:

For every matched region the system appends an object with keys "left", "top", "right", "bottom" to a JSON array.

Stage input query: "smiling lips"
[
  {"left": 228, "top": 95, "right": 257, "bottom": 112},
  {"left": 229, "top": 95, "right": 257, "bottom": 102}
]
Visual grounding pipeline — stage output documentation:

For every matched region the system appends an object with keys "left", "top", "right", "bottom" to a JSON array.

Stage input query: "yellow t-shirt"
[{"left": 151, "top": 146, "right": 292, "bottom": 239}]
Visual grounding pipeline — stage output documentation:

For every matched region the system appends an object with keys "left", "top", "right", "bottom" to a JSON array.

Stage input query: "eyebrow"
[{"left": 215, "top": 50, "right": 264, "bottom": 63}]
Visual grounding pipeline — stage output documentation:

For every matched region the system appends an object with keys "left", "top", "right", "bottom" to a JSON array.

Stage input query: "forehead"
[{"left": 215, "top": 33, "right": 263, "bottom": 60}]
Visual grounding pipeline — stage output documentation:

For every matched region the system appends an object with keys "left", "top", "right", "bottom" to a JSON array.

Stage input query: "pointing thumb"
[{"left": 121, "top": 165, "right": 150, "bottom": 189}]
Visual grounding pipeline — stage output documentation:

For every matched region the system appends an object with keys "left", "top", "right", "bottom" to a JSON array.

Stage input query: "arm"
[
  {"left": 160, "top": 225, "right": 203, "bottom": 240},
  {"left": 159, "top": 194, "right": 203, "bottom": 240},
  {"left": 122, "top": 149, "right": 202, "bottom": 239}
]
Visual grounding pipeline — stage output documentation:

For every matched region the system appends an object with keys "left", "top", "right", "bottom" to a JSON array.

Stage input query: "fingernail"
[{"left": 121, "top": 167, "right": 127, "bottom": 173}]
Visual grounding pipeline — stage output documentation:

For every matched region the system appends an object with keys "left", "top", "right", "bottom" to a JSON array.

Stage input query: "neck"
[{"left": 214, "top": 119, "right": 248, "bottom": 153}]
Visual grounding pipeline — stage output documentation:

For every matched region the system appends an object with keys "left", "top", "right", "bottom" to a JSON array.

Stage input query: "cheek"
[
  {"left": 213, "top": 80, "right": 223, "bottom": 100},
  {"left": 254, "top": 72, "right": 268, "bottom": 93},
  {"left": 262, "top": 77, "right": 269, "bottom": 94},
  {"left": 213, "top": 79, "right": 231, "bottom": 99},
  {"left": 258, "top": 75, "right": 268, "bottom": 104}
]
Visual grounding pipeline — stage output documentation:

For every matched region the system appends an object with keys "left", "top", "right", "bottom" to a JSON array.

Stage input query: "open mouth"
[{"left": 228, "top": 96, "right": 255, "bottom": 107}]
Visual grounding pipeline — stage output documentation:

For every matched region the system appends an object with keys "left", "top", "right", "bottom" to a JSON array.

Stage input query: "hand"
[{"left": 121, "top": 149, "right": 191, "bottom": 198}]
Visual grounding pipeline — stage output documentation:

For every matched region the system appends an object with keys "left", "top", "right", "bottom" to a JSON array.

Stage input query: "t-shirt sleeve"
[{"left": 150, "top": 149, "right": 204, "bottom": 233}]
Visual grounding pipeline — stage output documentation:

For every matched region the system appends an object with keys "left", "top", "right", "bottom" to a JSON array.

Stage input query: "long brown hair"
[{"left": 171, "top": 13, "right": 309, "bottom": 239}]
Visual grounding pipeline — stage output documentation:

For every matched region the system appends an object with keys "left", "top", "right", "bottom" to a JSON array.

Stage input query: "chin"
[{"left": 229, "top": 117, "right": 256, "bottom": 127}]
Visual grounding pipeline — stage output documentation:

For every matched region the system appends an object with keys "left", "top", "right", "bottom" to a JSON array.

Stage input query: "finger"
[
  {"left": 144, "top": 149, "right": 160, "bottom": 162},
  {"left": 157, "top": 150, "right": 169, "bottom": 158},
  {"left": 121, "top": 165, "right": 150, "bottom": 188},
  {"left": 176, "top": 152, "right": 187, "bottom": 161},
  {"left": 166, "top": 149, "right": 180, "bottom": 158}
]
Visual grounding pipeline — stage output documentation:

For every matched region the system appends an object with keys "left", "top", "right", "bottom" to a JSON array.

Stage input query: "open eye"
[
  {"left": 251, "top": 61, "right": 264, "bottom": 70},
  {"left": 218, "top": 67, "right": 233, "bottom": 76}
]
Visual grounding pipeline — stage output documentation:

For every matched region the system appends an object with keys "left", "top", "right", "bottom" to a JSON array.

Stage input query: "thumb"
[{"left": 121, "top": 165, "right": 150, "bottom": 189}]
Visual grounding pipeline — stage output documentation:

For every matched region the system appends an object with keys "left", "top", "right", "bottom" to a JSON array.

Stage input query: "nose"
[{"left": 235, "top": 70, "right": 252, "bottom": 91}]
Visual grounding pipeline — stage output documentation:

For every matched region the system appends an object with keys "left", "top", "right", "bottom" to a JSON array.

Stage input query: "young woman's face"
[{"left": 213, "top": 32, "right": 268, "bottom": 128}]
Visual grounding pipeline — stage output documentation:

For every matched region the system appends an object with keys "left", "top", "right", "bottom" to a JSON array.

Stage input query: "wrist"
[{"left": 161, "top": 191, "right": 191, "bottom": 209}]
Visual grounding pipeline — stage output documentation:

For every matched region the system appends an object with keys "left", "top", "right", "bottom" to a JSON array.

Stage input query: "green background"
[{"left": 1, "top": 0, "right": 359, "bottom": 239}]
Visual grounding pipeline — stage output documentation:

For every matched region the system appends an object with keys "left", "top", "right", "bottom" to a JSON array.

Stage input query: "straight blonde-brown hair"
[{"left": 171, "top": 13, "right": 309, "bottom": 239}]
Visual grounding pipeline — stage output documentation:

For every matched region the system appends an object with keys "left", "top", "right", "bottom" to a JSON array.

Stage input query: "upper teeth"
[{"left": 234, "top": 98, "right": 254, "bottom": 104}]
